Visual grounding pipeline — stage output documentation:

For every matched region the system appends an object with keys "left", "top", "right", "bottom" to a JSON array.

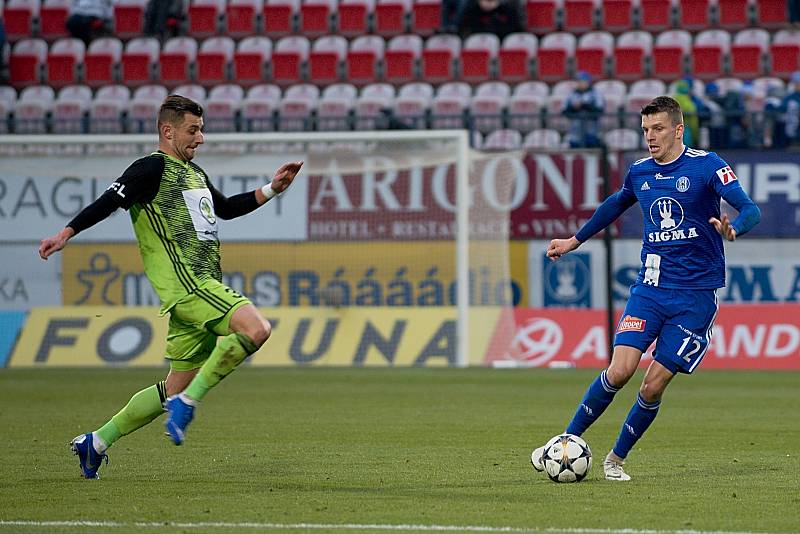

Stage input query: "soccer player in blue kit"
[{"left": 531, "top": 96, "right": 761, "bottom": 481}]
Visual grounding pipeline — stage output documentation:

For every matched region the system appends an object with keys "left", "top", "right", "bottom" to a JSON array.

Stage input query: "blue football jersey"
[{"left": 619, "top": 147, "right": 746, "bottom": 290}]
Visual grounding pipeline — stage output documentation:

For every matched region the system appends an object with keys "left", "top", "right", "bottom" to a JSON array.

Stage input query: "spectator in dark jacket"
[
  {"left": 66, "top": 0, "right": 112, "bottom": 44},
  {"left": 456, "top": 0, "right": 525, "bottom": 39}
]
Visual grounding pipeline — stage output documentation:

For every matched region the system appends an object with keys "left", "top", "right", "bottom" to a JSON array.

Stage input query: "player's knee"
[
  {"left": 249, "top": 318, "right": 271, "bottom": 347},
  {"left": 605, "top": 365, "right": 634, "bottom": 388},
  {"left": 638, "top": 380, "right": 664, "bottom": 403}
]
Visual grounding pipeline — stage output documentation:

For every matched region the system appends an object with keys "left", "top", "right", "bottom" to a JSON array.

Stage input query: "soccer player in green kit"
[{"left": 39, "top": 95, "right": 304, "bottom": 478}]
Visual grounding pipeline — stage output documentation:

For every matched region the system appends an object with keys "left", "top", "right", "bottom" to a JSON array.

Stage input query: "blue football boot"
[
  {"left": 70, "top": 433, "right": 108, "bottom": 479},
  {"left": 164, "top": 395, "right": 195, "bottom": 446}
]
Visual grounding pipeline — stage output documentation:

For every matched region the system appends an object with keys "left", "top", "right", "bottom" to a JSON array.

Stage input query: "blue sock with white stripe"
[
  {"left": 565, "top": 370, "right": 621, "bottom": 436},
  {"left": 612, "top": 394, "right": 661, "bottom": 459}
]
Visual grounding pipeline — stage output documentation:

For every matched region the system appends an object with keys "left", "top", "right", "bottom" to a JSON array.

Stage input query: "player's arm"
[
  {"left": 210, "top": 160, "right": 304, "bottom": 220},
  {"left": 547, "top": 176, "right": 637, "bottom": 260},
  {"left": 707, "top": 161, "right": 761, "bottom": 241},
  {"left": 38, "top": 156, "right": 163, "bottom": 259}
]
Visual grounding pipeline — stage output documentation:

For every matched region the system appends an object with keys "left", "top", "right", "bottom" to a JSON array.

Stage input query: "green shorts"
[{"left": 165, "top": 279, "right": 251, "bottom": 371}]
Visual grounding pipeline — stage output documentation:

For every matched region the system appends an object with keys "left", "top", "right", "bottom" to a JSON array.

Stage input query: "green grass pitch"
[{"left": 0, "top": 367, "right": 797, "bottom": 533}]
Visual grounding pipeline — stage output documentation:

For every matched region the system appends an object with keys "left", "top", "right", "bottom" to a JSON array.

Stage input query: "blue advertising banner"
[
  {"left": 0, "top": 311, "right": 26, "bottom": 367},
  {"left": 619, "top": 150, "right": 800, "bottom": 238}
]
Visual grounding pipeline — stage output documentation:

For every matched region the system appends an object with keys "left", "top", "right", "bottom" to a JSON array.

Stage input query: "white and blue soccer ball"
[{"left": 540, "top": 433, "right": 592, "bottom": 483}]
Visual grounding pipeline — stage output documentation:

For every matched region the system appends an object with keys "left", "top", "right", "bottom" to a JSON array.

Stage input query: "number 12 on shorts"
[{"left": 677, "top": 335, "right": 702, "bottom": 363}]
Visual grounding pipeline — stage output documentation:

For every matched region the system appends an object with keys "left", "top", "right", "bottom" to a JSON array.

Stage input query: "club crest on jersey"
[
  {"left": 676, "top": 176, "right": 690, "bottom": 192},
  {"left": 617, "top": 315, "right": 646, "bottom": 333},
  {"left": 716, "top": 165, "right": 738, "bottom": 185},
  {"left": 647, "top": 196, "right": 698, "bottom": 242}
]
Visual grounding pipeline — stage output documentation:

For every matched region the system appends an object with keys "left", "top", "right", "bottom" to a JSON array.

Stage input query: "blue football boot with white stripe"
[
  {"left": 70, "top": 433, "right": 108, "bottom": 479},
  {"left": 164, "top": 394, "right": 196, "bottom": 446}
]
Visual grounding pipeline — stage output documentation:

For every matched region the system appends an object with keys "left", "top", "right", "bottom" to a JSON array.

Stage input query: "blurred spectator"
[
  {"left": 672, "top": 79, "right": 699, "bottom": 146},
  {"left": 455, "top": 0, "right": 525, "bottom": 39},
  {"left": 763, "top": 84, "right": 787, "bottom": 149},
  {"left": 781, "top": 71, "right": 800, "bottom": 147},
  {"left": 442, "top": 0, "right": 463, "bottom": 33},
  {"left": 563, "top": 71, "right": 604, "bottom": 148},
  {"left": 0, "top": 16, "right": 7, "bottom": 83},
  {"left": 721, "top": 86, "right": 748, "bottom": 149},
  {"left": 703, "top": 83, "right": 728, "bottom": 149},
  {"left": 66, "top": 0, "right": 113, "bottom": 45},
  {"left": 791, "top": 0, "right": 800, "bottom": 26},
  {"left": 144, "top": 0, "right": 185, "bottom": 40}
]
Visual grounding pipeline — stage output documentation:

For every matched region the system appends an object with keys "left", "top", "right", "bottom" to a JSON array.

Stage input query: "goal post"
[{"left": 1, "top": 130, "right": 517, "bottom": 368}]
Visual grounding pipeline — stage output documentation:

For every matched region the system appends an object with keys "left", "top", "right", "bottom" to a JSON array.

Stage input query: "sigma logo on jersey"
[
  {"left": 647, "top": 196, "right": 699, "bottom": 242},
  {"left": 617, "top": 315, "right": 646, "bottom": 333},
  {"left": 654, "top": 173, "right": 673, "bottom": 180},
  {"left": 716, "top": 165, "right": 738, "bottom": 185}
]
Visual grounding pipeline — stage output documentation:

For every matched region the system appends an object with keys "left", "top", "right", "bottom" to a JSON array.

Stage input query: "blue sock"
[
  {"left": 612, "top": 394, "right": 661, "bottom": 459},
  {"left": 565, "top": 370, "right": 620, "bottom": 436}
]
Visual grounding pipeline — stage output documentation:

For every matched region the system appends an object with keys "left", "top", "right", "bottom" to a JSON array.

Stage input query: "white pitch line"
[{"left": 0, "top": 520, "right": 769, "bottom": 534}]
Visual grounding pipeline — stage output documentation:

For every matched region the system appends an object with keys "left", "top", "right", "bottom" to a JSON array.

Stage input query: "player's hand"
[
  {"left": 269, "top": 161, "right": 304, "bottom": 194},
  {"left": 546, "top": 236, "right": 581, "bottom": 261},
  {"left": 709, "top": 214, "right": 737, "bottom": 241},
  {"left": 38, "top": 227, "right": 75, "bottom": 260}
]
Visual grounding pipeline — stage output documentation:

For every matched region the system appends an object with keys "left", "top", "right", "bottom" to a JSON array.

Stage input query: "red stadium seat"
[
  {"left": 499, "top": 33, "right": 537, "bottom": 83},
  {"left": 525, "top": 0, "right": 558, "bottom": 34},
  {"left": 188, "top": 0, "right": 225, "bottom": 38},
  {"left": 242, "top": 84, "right": 282, "bottom": 131},
  {"left": 40, "top": 0, "right": 71, "bottom": 41},
  {"left": 121, "top": 37, "right": 160, "bottom": 87},
  {"left": 411, "top": 0, "right": 441, "bottom": 36},
  {"left": 129, "top": 85, "right": 169, "bottom": 133},
  {"left": 537, "top": 32, "right": 576, "bottom": 82},
  {"left": 731, "top": 29, "right": 768, "bottom": 78},
  {"left": 384, "top": 34, "right": 423, "bottom": 84},
  {"left": 338, "top": 0, "right": 374, "bottom": 38},
  {"left": 52, "top": 84, "right": 92, "bottom": 134},
  {"left": 4, "top": 0, "right": 39, "bottom": 42},
  {"left": 563, "top": 0, "right": 597, "bottom": 34},
  {"left": 278, "top": 84, "right": 319, "bottom": 131},
  {"left": 308, "top": 35, "right": 347, "bottom": 85},
  {"left": 652, "top": 30, "right": 691, "bottom": 81},
  {"left": 394, "top": 82, "right": 433, "bottom": 128},
  {"left": 677, "top": 0, "right": 710, "bottom": 31},
  {"left": 508, "top": 81, "right": 546, "bottom": 133},
  {"left": 205, "top": 84, "right": 245, "bottom": 132},
  {"left": 483, "top": 129, "right": 522, "bottom": 150},
  {"left": 9, "top": 38, "right": 47, "bottom": 88},
  {"left": 374, "top": 0, "right": 409, "bottom": 37},
  {"left": 613, "top": 31, "right": 653, "bottom": 81},
  {"left": 575, "top": 31, "right": 613, "bottom": 80},
  {"left": 234, "top": 36, "right": 272, "bottom": 86},
  {"left": 197, "top": 36, "right": 235, "bottom": 86},
  {"left": 271, "top": 36, "right": 310, "bottom": 85},
  {"left": 84, "top": 37, "right": 122, "bottom": 88},
  {"left": 90, "top": 85, "right": 131, "bottom": 134},
  {"left": 354, "top": 83, "right": 395, "bottom": 129},
  {"left": 523, "top": 129, "right": 561, "bottom": 149},
  {"left": 770, "top": 30, "right": 800, "bottom": 80},
  {"left": 639, "top": 0, "right": 674, "bottom": 32},
  {"left": 460, "top": 33, "right": 500, "bottom": 83},
  {"left": 318, "top": 83, "right": 358, "bottom": 130},
  {"left": 421, "top": 34, "right": 460, "bottom": 84},
  {"left": 15, "top": 86, "right": 55, "bottom": 134},
  {"left": 347, "top": 35, "right": 385, "bottom": 86},
  {"left": 263, "top": 0, "right": 299, "bottom": 36},
  {"left": 299, "top": 0, "right": 335, "bottom": 38},
  {"left": 691, "top": 29, "right": 730, "bottom": 80},
  {"left": 717, "top": 0, "right": 750, "bottom": 30},
  {"left": 173, "top": 83, "right": 207, "bottom": 104},
  {"left": 226, "top": 0, "right": 262, "bottom": 37},
  {"left": 46, "top": 37, "right": 85, "bottom": 89},
  {"left": 113, "top": 0, "right": 148, "bottom": 40},
  {"left": 755, "top": 0, "right": 787, "bottom": 29},
  {"left": 159, "top": 37, "right": 198, "bottom": 87},
  {"left": 600, "top": 0, "right": 634, "bottom": 33},
  {"left": 471, "top": 82, "right": 510, "bottom": 134}
]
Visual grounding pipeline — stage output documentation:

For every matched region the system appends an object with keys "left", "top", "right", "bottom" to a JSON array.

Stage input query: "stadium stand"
[
  {"left": 85, "top": 37, "right": 123, "bottom": 88},
  {"left": 52, "top": 83, "right": 91, "bottom": 134},
  {"left": 346, "top": 35, "right": 384, "bottom": 86},
  {"left": 498, "top": 33, "right": 537, "bottom": 83},
  {"left": 40, "top": 0, "right": 71, "bottom": 42},
  {"left": 225, "top": 0, "right": 263, "bottom": 38},
  {"left": 234, "top": 36, "right": 272, "bottom": 86},
  {"left": 46, "top": 37, "right": 84, "bottom": 89},
  {"left": 9, "top": 38, "right": 47, "bottom": 88},
  {"left": 113, "top": 0, "right": 148, "bottom": 40}
]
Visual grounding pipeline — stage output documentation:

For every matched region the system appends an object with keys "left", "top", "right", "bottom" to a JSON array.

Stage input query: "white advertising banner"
[
  {"left": 527, "top": 239, "right": 800, "bottom": 307},
  {"left": 0, "top": 153, "right": 308, "bottom": 242},
  {"left": 0, "top": 244, "right": 62, "bottom": 309}
]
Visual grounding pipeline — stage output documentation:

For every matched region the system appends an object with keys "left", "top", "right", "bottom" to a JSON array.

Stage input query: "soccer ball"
[{"left": 540, "top": 433, "right": 592, "bottom": 483}]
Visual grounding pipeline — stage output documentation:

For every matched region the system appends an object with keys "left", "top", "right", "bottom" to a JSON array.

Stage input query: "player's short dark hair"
[
  {"left": 158, "top": 95, "right": 204, "bottom": 128},
  {"left": 641, "top": 96, "right": 683, "bottom": 126}
]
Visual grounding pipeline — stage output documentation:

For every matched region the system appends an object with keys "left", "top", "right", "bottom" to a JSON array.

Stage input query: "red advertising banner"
[
  {"left": 306, "top": 152, "right": 623, "bottom": 241},
  {"left": 486, "top": 304, "right": 800, "bottom": 370}
]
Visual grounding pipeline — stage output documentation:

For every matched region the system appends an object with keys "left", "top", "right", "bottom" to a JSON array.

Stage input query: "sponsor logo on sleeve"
[
  {"left": 716, "top": 165, "right": 738, "bottom": 185},
  {"left": 617, "top": 315, "right": 646, "bottom": 333}
]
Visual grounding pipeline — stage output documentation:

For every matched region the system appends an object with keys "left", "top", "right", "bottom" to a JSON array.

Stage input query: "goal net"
[{"left": 1, "top": 131, "right": 516, "bottom": 367}]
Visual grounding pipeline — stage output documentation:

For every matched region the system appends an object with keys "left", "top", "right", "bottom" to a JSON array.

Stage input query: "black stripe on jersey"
[
  {"left": 195, "top": 287, "right": 233, "bottom": 314},
  {"left": 142, "top": 204, "right": 197, "bottom": 293}
]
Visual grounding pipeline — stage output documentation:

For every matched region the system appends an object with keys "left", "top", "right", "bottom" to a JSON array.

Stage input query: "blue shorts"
[{"left": 614, "top": 283, "right": 719, "bottom": 375}]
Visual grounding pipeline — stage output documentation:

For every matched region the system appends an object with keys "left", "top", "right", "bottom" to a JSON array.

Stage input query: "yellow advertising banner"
[
  {"left": 9, "top": 307, "right": 503, "bottom": 368},
  {"left": 60, "top": 242, "right": 529, "bottom": 308}
]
